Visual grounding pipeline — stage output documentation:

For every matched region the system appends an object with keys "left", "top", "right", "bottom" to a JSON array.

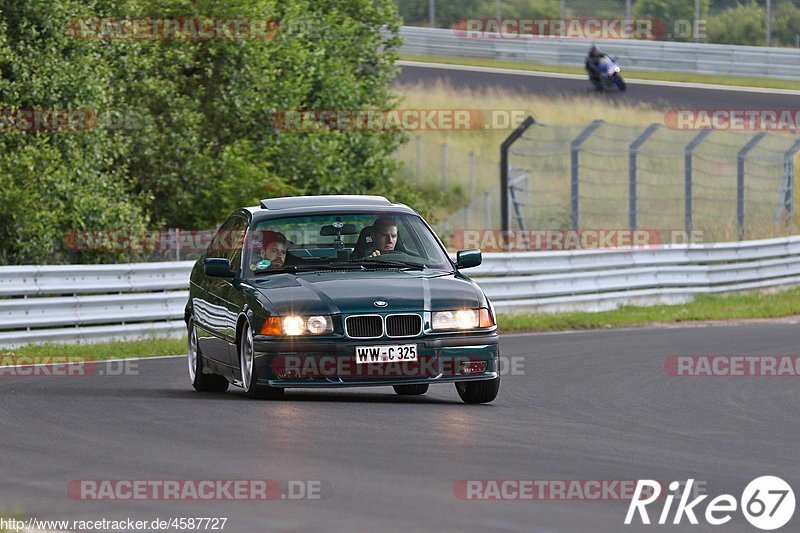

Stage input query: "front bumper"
[{"left": 252, "top": 332, "right": 499, "bottom": 388}]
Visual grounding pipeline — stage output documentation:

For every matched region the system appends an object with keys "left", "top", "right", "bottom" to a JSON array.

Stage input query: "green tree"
[
  {"left": 1, "top": 0, "right": 409, "bottom": 263},
  {"left": 0, "top": 0, "right": 149, "bottom": 264},
  {"left": 772, "top": 0, "right": 800, "bottom": 46},
  {"left": 706, "top": 1, "right": 765, "bottom": 45},
  {"left": 634, "top": 0, "right": 710, "bottom": 41}
]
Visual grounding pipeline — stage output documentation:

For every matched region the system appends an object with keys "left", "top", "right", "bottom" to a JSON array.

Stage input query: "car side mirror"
[
  {"left": 204, "top": 258, "right": 235, "bottom": 278},
  {"left": 456, "top": 249, "right": 481, "bottom": 269}
]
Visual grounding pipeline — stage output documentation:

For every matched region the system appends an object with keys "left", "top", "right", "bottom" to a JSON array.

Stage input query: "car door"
[{"left": 195, "top": 215, "right": 246, "bottom": 367}]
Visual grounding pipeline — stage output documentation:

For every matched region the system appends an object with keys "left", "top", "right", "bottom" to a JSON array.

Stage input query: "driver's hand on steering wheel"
[{"left": 369, "top": 249, "right": 381, "bottom": 257}]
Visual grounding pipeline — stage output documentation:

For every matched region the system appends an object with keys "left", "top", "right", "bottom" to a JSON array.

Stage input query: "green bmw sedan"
[{"left": 185, "top": 195, "right": 500, "bottom": 403}]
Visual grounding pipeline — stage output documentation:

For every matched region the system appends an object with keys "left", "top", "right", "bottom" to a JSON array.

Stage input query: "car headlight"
[
  {"left": 431, "top": 308, "right": 494, "bottom": 331},
  {"left": 260, "top": 315, "right": 334, "bottom": 336}
]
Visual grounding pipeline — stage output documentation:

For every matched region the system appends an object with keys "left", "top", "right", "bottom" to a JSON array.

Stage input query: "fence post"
[
  {"left": 415, "top": 136, "right": 421, "bottom": 180},
  {"left": 784, "top": 139, "right": 800, "bottom": 226},
  {"left": 684, "top": 129, "right": 712, "bottom": 235},
  {"left": 737, "top": 132, "right": 766, "bottom": 239},
  {"left": 174, "top": 228, "right": 181, "bottom": 261},
  {"left": 484, "top": 191, "right": 491, "bottom": 229},
  {"left": 441, "top": 143, "right": 447, "bottom": 190},
  {"left": 570, "top": 120, "right": 604, "bottom": 230},
  {"left": 467, "top": 152, "right": 475, "bottom": 229},
  {"left": 500, "top": 116, "right": 535, "bottom": 235},
  {"left": 628, "top": 124, "right": 660, "bottom": 230}
]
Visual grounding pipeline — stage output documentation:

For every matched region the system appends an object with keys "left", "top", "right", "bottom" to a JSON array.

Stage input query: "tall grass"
[{"left": 393, "top": 81, "right": 800, "bottom": 241}]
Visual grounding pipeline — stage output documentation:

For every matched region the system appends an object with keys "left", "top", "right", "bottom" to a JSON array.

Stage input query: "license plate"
[{"left": 355, "top": 344, "right": 417, "bottom": 364}]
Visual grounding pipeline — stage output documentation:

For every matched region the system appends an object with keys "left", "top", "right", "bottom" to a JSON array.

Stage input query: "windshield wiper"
[
  {"left": 340, "top": 259, "right": 424, "bottom": 270},
  {"left": 253, "top": 263, "right": 365, "bottom": 275}
]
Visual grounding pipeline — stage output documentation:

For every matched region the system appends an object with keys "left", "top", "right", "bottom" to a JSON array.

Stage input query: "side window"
[
  {"left": 207, "top": 217, "right": 238, "bottom": 259},
  {"left": 207, "top": 216, "right": 247, "bottom": 272},
  {"left": 227, "top": 217, "right": 248, "bottom": 275}
]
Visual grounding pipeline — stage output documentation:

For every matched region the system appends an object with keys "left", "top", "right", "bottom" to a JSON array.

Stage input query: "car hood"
[{"left": 249, "top": 269, "right": 484, "bottom": 315}]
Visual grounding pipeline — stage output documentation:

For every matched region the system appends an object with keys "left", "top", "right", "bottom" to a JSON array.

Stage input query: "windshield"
[{"left": 243, "top": 212, "right": 453, "bottom": 276}]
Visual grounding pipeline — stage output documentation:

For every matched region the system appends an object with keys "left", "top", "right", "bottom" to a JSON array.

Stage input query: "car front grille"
[
  {"left": 345, "top": 313, "right": 422, "bottom": 338},
  {"left": 386, "top": 314, "right": 422, "bottom": 337},
  {"left": 345, "top": 315, "right": 383, "bottom": 338}
]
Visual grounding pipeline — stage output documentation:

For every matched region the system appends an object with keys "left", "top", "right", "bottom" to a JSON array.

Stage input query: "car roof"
[
  {"left": 244, "top": 195, "right": 416, "bottom": 218},
  {"left": 261, "top": 195, "right": 392, "bottom": 210}
]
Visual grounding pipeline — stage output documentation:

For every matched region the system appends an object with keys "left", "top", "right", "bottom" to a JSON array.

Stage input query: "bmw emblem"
[{"left": 374, "top": 300, "right": 388, "bottom": 308}]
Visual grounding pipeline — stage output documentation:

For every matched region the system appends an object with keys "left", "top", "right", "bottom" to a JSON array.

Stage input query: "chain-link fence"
[
  {"left": 393, "top": 135, "right": 498, "bottom": 197},
  {"left": 432, "top": 121, "right": 800, "bottom": 243}
]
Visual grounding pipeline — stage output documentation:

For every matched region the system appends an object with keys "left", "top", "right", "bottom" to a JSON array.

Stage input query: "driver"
[{"left": 367, "top": 216, "right": 398, "bottom": 257}]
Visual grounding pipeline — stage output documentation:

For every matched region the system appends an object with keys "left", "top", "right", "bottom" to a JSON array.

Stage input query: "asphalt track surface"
[
  {"left": 396, "top": 62, "right": 800, "bottom": 110},
  {"left": 3, "top": 323, "right": 799, "bottom": 532}
]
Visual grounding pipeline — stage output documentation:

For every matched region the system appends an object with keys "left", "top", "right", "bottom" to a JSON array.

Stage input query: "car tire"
[
  {"left": 240, "top": 321, "right": 284, "bottom": 400},
  {"left": 393, "top": 384, "right": 429, "bottom": 396},
  {"left": 455, "top": 377, "right": 499, "bottom": 404},
  {"left": 187, "top": 318, "right": 229, "bottom": 393}
]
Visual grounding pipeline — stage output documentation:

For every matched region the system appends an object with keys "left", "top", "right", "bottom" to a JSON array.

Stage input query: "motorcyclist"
[{"left": 585, "top": 46, "right": 604, "bottom": 90}]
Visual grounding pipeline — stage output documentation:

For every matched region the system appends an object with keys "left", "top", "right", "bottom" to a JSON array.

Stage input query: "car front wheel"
[
  {"left": 187, "top": 318, "right": 229, "bottom": 393},
  {"left": 455, "top": 377, "right": 499, "bottom": 404},
  {"left": 240, "top": 321, "right": 283, "bottom": 400}
]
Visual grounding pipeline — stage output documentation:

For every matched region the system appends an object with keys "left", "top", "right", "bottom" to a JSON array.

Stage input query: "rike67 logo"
[{"left": 625, "top": 477, "right": 795, "bottom": 530}]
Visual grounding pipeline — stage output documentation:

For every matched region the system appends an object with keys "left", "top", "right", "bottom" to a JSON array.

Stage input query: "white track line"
[{"left": 398, "top": 60, "right": 800, "bottom": 95}]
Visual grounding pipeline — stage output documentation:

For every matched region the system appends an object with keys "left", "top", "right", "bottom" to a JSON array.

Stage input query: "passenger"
[{"left": 260, "top": 230, "right": 288, "bottom": 269}]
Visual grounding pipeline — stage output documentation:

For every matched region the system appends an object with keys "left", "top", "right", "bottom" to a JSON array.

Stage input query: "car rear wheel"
[
  {"left": 393, "top": 384, "right": 429, "bottom": 396},
  {"left": 187, "top": 318, "right": 229, "bottom": 393},
  {"left": 240, "top": 321, "right": 284, "bottom": 400},
  {"left": 455, "top": 377, "right": 499, "bottom": 404}
]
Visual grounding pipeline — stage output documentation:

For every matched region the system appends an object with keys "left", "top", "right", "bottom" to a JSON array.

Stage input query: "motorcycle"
[{"left": 591, "top": 55, "right": 626, "bottom": 92}]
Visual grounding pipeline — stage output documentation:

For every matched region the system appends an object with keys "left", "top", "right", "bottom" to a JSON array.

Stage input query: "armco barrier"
[
  {"left": 399, "top": 26, "right": 800, "bottom": 80},
  {"left": 1, "top": 235, "right": 800, "bottom": 347},
  {"left": 0, "top": 261, "right": 194, "bottom": 348}
]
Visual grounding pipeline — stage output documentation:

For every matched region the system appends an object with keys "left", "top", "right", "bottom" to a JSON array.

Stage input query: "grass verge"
[
  {"left": 1, "top": 336, "right": 186, "bottom": 361},
  {"left": 499, "top": 287, "right": 800, "bottom": 331},
  {"left": 400, "top": 54, "right": 800, "bottom": 91}
]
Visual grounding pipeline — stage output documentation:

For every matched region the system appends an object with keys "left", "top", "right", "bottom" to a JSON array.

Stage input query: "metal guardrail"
[
  {"left": 0, "top": 262, "right": 193, "bottom": 348},
  {"left": 400, "top": 26, "right": 800, "bottom": 80},
  {"left": 1, "top": 235, "right": 800, "bottom": 347}
]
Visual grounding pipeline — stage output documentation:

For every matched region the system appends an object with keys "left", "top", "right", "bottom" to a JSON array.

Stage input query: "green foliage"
[
  {"left": 396, "top": 0, "right": 484, "bottom": 28},
  {"left": 706, "top": 1, "right": 765, "bottom": 45},
  {"left": 1, "top": 0, "right": 406, "bottom": 263},
  {"left": 0, "top": 0, "right": 150, "bottom": 264},
  {"left": 495, "top": 0, "right": 562, "bottom": 19},
  {"left": 772, "top": 0, "right": 800, "bottom": 46},
  {"left": 633, "top": 0, "right": 710, "bottom": 41}
]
